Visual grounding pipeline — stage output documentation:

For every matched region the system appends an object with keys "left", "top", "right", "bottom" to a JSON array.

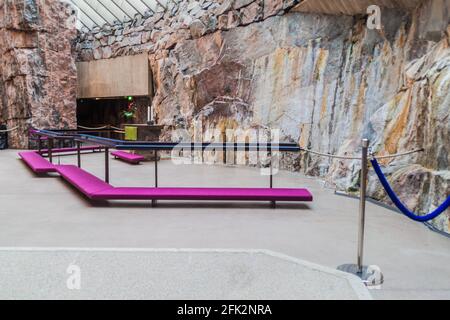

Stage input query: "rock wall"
[
  {"left": 0, "top": 0, "right": 78, "bottom": 148},
  {"left": 76, "top": 0, "right": 448, "bottom": 233}
]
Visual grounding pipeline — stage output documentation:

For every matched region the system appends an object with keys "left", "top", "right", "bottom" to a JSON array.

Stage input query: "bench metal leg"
[
  {"left": 105, "top": 147, "right": 110, "bottom": 183},
  {"left": 152, "top": 150, "right": 158, "bottom": 207},
  {"left": 77, "top": 141, "right": 81, "bottom": 168},
  {"left": 269, "top": 151, "right": 275, "bottom": 208},
  {"left": 48, "top": 138, "right": 53, "bottom": 164},
  {"left": 154, "top": 150, "right": 158, "bottom": 187},
  {"left": 37, "top": 137, "right": 42, "bottom": 155}
]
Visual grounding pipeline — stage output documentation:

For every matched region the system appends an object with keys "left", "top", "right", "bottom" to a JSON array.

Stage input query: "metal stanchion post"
[
  {"left": 357, "top": 139, "right": 369, "bottom": 273},
  {"left": 337, "top": 138, "right": 383, "bottom": 287}
]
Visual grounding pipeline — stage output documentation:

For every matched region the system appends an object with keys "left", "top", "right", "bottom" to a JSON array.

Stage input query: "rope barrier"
[
  {"left": 77, "top": 125, "right": 123, "bottom": 131},
  {"left": 77, "top": 125, "right": 109, "bottom": 130},
  {"left": 299, "top": 146, "right": 424, "bottom": 161},
  {"left": 371, "top": 148, "right": 424, "bottom": 159},
  {"left": 299, "top": 147, "right": 361, "bottom": 160},
  {"left": 371, "top": 157, "right": 450, "bottom": 222},
  {"left": 0, "top": 126, "right": 19, "bottom": 133}
]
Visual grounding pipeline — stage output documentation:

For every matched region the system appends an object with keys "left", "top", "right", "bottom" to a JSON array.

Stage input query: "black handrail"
[{"left": 32, "top": 130, "right": 302, "bottom": 152}]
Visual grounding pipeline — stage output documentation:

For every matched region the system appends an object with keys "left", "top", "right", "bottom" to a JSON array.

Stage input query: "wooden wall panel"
[{"left": 76, "top": 53, "right": 151, "bottom": 98}]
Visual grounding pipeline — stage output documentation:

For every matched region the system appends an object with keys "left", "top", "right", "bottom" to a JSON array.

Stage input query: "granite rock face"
[
  {"left": 70, "top": 0, "right": 450, "bottom": 233},
  {"left": 0, "top": 0, "right": 78, "bottom": 148}
]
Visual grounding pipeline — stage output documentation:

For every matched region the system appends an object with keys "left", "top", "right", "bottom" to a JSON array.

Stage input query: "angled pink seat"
[
  {"left": 93, "top": 187, "right": 313, "bottom": 201},
  {"left": 111, "top": 151, "right": 145, "bottom": 164},
  {"left": 56, "top": 165, "right": 113, "bottom": 198},
  {"left": 20, "top": 153, "right": 314, "bottom": 204},
  {"left": 19, "top": 151, "right": 57, "bottom": 173}
]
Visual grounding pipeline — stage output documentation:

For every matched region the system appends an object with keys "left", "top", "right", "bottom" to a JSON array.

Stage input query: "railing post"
[
  {"left": 152, "top": 150, "right": 158, "bottom": 207},
  {"left": 37, "top": 136, "right": 42, "bottom": 155},
  {"left": 154, "top": 150, "right": 158, "bottom": 188},
  {"left": 357, "top": 138, "right": 369, "bottom": 273},
  {"left": 105, "top": 147, "right": 109, "bottom": 183},
  {"left": 77, "top": 141, "right": 81, "bottom": 168},
  {"left": 48, "top": 138, "right": 53, "bottom": 164},
  {"left": 269, "top": 146, "right": 276, "bottom": 209}
]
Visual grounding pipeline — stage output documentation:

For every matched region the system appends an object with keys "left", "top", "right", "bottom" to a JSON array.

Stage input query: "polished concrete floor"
[{"left": 0, "top": 149, "right": 449, "bottom": 299}]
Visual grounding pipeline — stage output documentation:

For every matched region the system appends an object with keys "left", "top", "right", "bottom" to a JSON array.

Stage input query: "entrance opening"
[
  {"left": 77, "top": 96, "right": 150, "bottom": 128},
  {"left": 77, "top": 96, "right": 150, "bottom": 127}
]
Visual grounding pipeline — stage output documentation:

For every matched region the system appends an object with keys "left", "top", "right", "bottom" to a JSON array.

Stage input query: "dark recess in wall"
[{"left": 76, "top": 96, "right": 151, "bottom": 128}]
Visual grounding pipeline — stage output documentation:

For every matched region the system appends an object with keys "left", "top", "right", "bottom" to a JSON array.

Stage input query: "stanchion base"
[{"left": 337, "top": 264, "right": 384, "bottom": 287}]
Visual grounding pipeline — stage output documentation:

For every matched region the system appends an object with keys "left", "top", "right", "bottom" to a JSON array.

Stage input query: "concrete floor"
[
  {"left": 0, "top": 149, "right": 449, "bottom": 299},
  {"left": 0, "top": 248, "right": 371, "bottom": 300}
]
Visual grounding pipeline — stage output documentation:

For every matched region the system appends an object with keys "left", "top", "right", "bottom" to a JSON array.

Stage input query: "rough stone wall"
[
  {"left": 0, "top": 0, "right": 78, "bottom": 148},
  {"left": 77, "top": 0, "right": 449, "bottom": 232}
]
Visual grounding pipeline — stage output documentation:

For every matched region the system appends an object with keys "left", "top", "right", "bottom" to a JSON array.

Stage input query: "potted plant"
[{"left": 122, "top": 101, "right": 137, "bottom": 122}]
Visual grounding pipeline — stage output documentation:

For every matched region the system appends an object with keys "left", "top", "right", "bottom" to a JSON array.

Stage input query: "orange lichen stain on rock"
[
  {"left": 313, "top": 49, "right": 329, "bottom": 82},
  {"left": 269, "top": 48, "right": 289, "bottom": 121},
  {"left": 384, "top": 90, "right": 412, "bottom": 156},
  {"left": 298, "top": 123, "right": 310, "bottom": 147},
  {"left": 320, "top": 84, "right": 328, "bottom": 121},
  {"left": 218, "top": 119, "right": 238, "bottom": 135},
  {"left": 445, "top": 25, "right": 450, "bottom": 47},
  {"left": 395, "top": 26, "right": 407, "bottom": 48},
  {"left": 290, "top": 47, "right": 302, "bottom": 83},
  {"left": 352, "top": 77, "right": 367, "bottom": 133},
  {"left": 273, "top": 47, "right": 286, "bottom": 70},
  {"left": 380, "top": 40, "right": 393, "bottom": 65}
]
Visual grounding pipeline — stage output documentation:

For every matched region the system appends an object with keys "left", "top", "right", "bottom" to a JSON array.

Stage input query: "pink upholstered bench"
[
  {"left": 54, "top": 164, "right": 313, "bottom": 203},
  {"left": 19, "top": 158, "right": 313, "bottom": 204},
  {"left": 111, "top": 151, "right": 145, "bottom": 164},
  {"left": 93, "top": 187, "right": 313, "bottom": 202},
  {"left": 19, "top": 151, "right": 57, "bottom": 173},
  {"left": 56, "top": 165, "right": 112, "bottom": 198}
]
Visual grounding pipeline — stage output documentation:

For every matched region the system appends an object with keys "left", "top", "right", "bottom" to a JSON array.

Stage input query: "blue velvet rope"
[{"left": 370, "top": 158, "right": 450, "bottom": 222}]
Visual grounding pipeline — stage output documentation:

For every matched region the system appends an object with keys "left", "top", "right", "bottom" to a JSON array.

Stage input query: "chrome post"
[
  {"left": 357, "top": 138, "right": 369, "bottom": 273},
  {"left": 337, "top": 138, "right": 383, "bottom": 287}
]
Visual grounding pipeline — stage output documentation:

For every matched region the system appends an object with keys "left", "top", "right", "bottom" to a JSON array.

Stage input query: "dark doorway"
[{"left": 76, "top": 96, "right": 151, "bottom": 128}]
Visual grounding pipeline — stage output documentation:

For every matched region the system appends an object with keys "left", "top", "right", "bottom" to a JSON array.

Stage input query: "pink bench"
[
  {"left": 111, "top": 151, "right": 145, "bottom": 164},
  {"left": 19, "top": 152, "right": 314, "bottom": 204},
  {"left": 94, "top": 187, "right": 313, "bottom": 201},
  {"left": 54, "top": 165, "right": 312, "bottom": 202},
  {"left": 56, "top": 165, "right": 112, "bottom": 198},
  {"left": 19, "top": 151, "right": 57, "bottom": 173}
]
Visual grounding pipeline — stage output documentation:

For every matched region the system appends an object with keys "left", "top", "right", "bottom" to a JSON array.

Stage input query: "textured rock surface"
[
  {"left": 0, "top": 1, "right": 446, "bottom": 231},
  {"left": 75, "top": 0, "right": 449, "bottom": 233},
  {"left": 0, "top": 0, "right": 78, "bottom": 148}
]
